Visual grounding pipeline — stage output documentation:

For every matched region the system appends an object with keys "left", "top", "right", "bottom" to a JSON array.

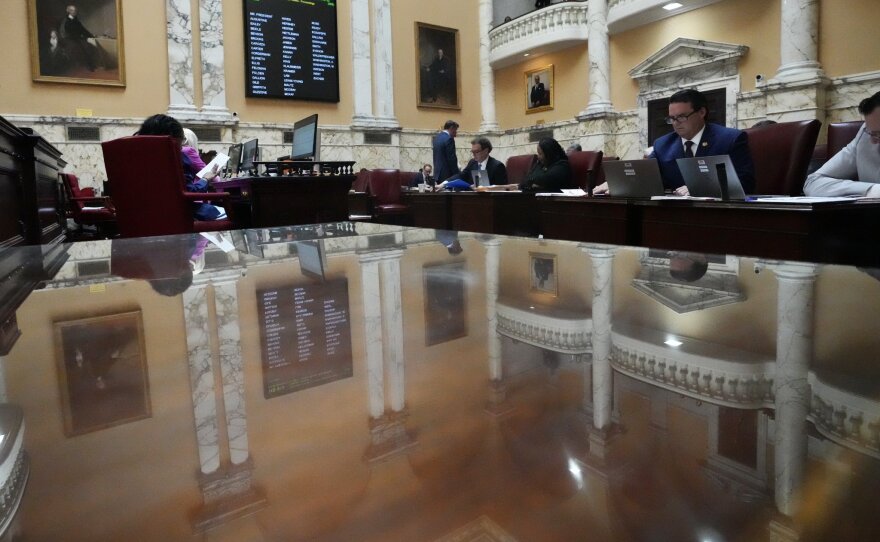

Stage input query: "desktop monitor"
[
  {"left": 226, "top": 143, "right": 242, "bottom": 176},
  {"left": 291, "top": 114, "right": 319, "bottom": 161},
  {"left": 240, "top": 139, "right": 259, "bottom": 173}
]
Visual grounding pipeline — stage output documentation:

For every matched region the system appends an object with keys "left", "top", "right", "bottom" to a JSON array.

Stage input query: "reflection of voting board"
[{"left": 257, "top": 278, "right": 353, "bottom": 398}]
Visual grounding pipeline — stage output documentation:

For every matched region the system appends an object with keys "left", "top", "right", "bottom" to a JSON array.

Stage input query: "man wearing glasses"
[
  {"left": 650, "top": 88, "right": 755, "bottom": 195},
  {"left": 459, "top": 137, "right": 508, "bottom": 185},
  {"left": 804, "top": 91, "right": 880, "bottom": 196}
]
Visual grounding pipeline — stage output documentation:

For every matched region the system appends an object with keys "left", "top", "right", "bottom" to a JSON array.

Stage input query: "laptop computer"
[
  {"left": 677, "top": 155, "right": 746, "bottom": 200},
  {"left": 603, "top": 159, "right": 665, "bottom": 197},
  {"left": 470, "top": 169, "right": 489, "bottom": 187}
]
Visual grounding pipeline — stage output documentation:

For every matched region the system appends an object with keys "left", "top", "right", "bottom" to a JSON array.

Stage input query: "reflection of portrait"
[
  {"left": 29, "top": 0, "right": 126, "bottom": 86},
  {"left": 416, "top": 22, "right": 460, "bottom": 109},
  {"left": 54, "top": 311, "right": 151, "bottom": 436},
  {"left": 525, "top": 65, "right": 554, "bottom": 113},
  {"left": 530, "top": 253, "right": 558, "bottom": 296},
  {"left": 424, "top": 262, "right": 467, "bottom": 345}
]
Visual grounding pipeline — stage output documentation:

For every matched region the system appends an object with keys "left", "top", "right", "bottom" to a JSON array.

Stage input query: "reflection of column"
[
  {"left": 371, "top": 0, "right": 400, "bottom": 129},
  {"left": 478, "top": 0, "right": 499, "bottom": 132},
  {"left": 214, "top": 280, "right": 248, "bottom": 465},
  {"left": 182, "top": 285, "right": 220, "bottom": 474},
  {"left": 359, "top": 254, "right": 385, "bottom": 419},
  {"left": 773, "top": 0, "right": 824, "bottom": 82},
  {"left": 484, "top": 239, "right": 502, "bottom": 381},
  {"left": 770, "top": 262, "right": 818, "bottom": 517},
  {"left": 587, "top": 246, "right": 616, "bottom": 430},
  {"left": 380, "top": 253, "right": 405, "bottom": 411},
  {"left": 581, "top": 0, "right": 613, "bottom": 116},
  {"left": 199, "top": 0, "right": 232, "bottom": 120},
  {"left": 166, "top": 0, "right": 198, "bottom": 118}
]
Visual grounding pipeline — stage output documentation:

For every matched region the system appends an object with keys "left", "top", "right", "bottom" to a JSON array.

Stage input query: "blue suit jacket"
[
  {"left": 432, "top": 131, "right": 460, "bottom": 182},
  {"left": 650, "top": 123, "right": 756, "bottom": 193}
]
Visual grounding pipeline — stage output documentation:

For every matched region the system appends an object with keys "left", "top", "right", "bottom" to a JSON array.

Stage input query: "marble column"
[
  {"left": 199, "top": 0, "right": 233, "bottom": 120},
  {"left": 380, "top": 251, "right": 406, "bottom": 412},
  {"left": 483, "top": 239, "right": 503, "bottom": 381},
  {"left": 773, "top": 0, "right": 824, "bottom": 82},
  {"left": 214, "top": 280, "right": 248, "bottom": 465},
  {"left": 478, "top": 0, "right": 500, "bottom": 132},
  {"left": 359, "top": 254, "right": 385, "bottom": 419},
  {"left": 585, "top": 245, "right": 616, "bottom": 431},
  {"left": 183, "top": 286, "right": 220, "bottom": 474},
  {"left": 370, "top": 0, "right": 400, "bottom": 129},
  {"left": 770, "top": 262, "right": 818, "bottom": 517},
  {"left": 166, "top": 0, "right": 198, "bottom": 118},
  {"left": 581, "top": 0, "right": 613, "bottom": 116}
]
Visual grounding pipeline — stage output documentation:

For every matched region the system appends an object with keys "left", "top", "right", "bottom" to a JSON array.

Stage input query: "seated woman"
[
  {"left": 136, "top": 114, "right": 225, "bottom": 221},
  {"left": 181, "top": 128, "right": 220, "bottom": 181},
  {"left": 519, "top": 137, "right": 572, "bottom": 193}
]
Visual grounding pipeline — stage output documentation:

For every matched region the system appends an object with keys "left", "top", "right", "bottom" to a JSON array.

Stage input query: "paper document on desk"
[
  {"left": 197, "top": 152, "right": 229, "bottom": 179},
  {"left": 650, "top": 195, "right": 720, "bottom": 201},
  {"left": 753, "top": 196, "right": 863, "bottom": 203},
  {"left": 81, "top": 206, "right": 107, "bottom": 211},
  {"left": 535, "top": 189, "right": 587, "bottom": 197}
]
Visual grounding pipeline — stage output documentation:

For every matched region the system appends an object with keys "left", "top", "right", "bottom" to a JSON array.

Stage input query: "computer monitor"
[
  {"left": 240, "top": 139, "right": 259, "bottom": 173},
  {"left": 226, "top": 143, "right": 242, "bottom": 176},
  {"left": 291, "top": 114, "right": 319, "bottom": 161}
]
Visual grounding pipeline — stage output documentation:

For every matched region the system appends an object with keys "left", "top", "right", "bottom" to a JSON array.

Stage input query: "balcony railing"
[{"left": 488, "top": 1, "right": 589, "bottom": 69}]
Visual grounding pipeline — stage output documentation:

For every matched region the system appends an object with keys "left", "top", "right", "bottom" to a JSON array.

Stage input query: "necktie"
[{"left": 685, "top": 140, "right": 695, "bottom": 158}]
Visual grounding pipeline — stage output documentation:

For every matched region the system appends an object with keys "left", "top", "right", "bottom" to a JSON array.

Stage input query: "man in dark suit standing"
[
  {"left": 460, "top": 137, "right": 508, "bottom": 185},
  {"left": 433, "top": 120, "right": 460, "bottom": 183},
  {"left": 530, "top": 75, "right": 548, "bottom": 108},
  {"left": 650, "top": 88, "right": 755, "bottom": 194}
]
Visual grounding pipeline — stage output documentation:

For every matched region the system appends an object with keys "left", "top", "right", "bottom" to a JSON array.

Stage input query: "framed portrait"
[
  {"left": 424, "top": 262, "right": 467, "bottom": 346},
  {"left": 525, "top": 65, "right": 554, "bottom": 114},
  {"left": 54, "top": 311, "right": 150, "bottom": 436},
  {"left": 530, "top": 252, "right": 558, "bottom": 296},
  {"left": 28, "top": 0, "right": 126, "bottom": 86},
  {"left": 415, "top": 22, "right": 460, "bottom": 110}
]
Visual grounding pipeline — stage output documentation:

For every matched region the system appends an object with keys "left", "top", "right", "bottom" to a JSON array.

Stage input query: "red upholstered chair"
[
  {"left": 744, "top": 119, "right": 821, "bottom": 196},
  {"left": 367, "top": 168, "right": 411, "bottom": 225},
  {"left": 101, "top": 136, "right": 234, "bottom": 238},
  {"left": 60, "top": 172, "right": 117, "bottom": 238},
  {"left": 567, "top": 150, "right": 604, "bottom": 190},
  {"left": 826, "top": 120, "right": 863, "bottom": 159},
  {"left": 505, "top": 154, "right": 537, "bottom": 186}
]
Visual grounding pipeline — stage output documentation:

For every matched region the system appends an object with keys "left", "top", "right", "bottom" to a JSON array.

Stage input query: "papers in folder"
[
  {"left": 197, "top": 152, "right": 230, "bottom": 179},
  {"left": 535, "top": 188, "right": 588, "bottom": 197},
  {"left": 753, "top": 196, "right": 865, "bottom": 203}
]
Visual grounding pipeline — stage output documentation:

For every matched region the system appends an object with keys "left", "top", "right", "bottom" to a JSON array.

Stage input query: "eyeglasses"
[
  {"left": 471, "top": 148, "right": 487, "bottom": 155},
  {"left": 665, "top": 111, "right": 697, "bottom": 125},
  {"left": 867, "top": 130, "right": 880, "bottom": 141}
]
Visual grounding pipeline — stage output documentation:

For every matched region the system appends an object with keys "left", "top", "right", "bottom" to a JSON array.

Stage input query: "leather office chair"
[
  {"left": 567, "top": 150, "right": 604, "bottom": 191},
  {"left": 60, "top": 172, "right": 117, "bottom": 238},
  {"left": 745, "top": 119, "right": 821, "bottom": 195},
  {"left": 367, "top": 168, "right": 411, "bottom": 225},
  {"left": 505, "top": 154, "right": 537, "bottom": 186},
  {"left": 101, "top": 136, "right": 234, "bottom": 238},
  {"left": 826, "top": 120, "right": 863, "bottom": 159}
]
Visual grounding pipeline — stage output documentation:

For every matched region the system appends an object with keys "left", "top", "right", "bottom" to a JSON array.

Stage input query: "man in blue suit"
[
  {"left": 650, "top": 89, "right": 755, "bottom": 194},
  {"left": 433, "top": 120, "right": 460, "bottom": 183}
]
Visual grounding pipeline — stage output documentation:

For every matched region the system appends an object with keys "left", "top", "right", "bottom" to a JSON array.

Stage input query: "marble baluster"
[
  {"left": 370, "top": 0, "right": 400, "bottom": 129},
  {"left": 214, "top": 279, "right": 248, "bottom": 465},
  {"left": 478, "top": 0, "right": 500, "bottom": 132},
  {"left": 359, "top": 254, "right": 385, "bottom": 419},
  {"left": 380, "top": 251, "right": 406, "bottom": 412},
  {"left": 581, "top": 0, "right": 613, "bottom": 116},
  {"left": 773, "top": 0, "right": 824, "bottom": 82},
  {"left": 199, "top": 0, "right": 233, "bottom": 120},
  {"left": 770, "top": 262, "right": 818, "bottom": 517},
  {"left": 183, "top": 285, "right": 220, "bottom": 474},
  {"left": 166, "top": 0, "right": 198, "bottom": 118},
  {"left": 350, "top": 0, "right": 375, "bottom": 128},
  {"left": 586, "top": 245, "right": 616, "bottom": 430}
]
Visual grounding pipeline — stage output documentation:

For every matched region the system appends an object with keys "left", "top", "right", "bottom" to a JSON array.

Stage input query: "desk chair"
[
  {"left": 827, "top": 120, "right": 863, "bottom": 159},
  {"left": 101, "top": 135, "right": 234, "bottom": 238},
  {"left": 567, "top": 150, "right": 604, "bottom": 191},
  {"left": 367, "top": 168, "right": 411, "bottom": 225},
  {"left": 745, "top": 119, "right": 820, "bottom": 195},
  {"left": 60, "top": 172, "right": 117, "bottom": 239},
  {"left": 505, "top": 154, "right": 537, "bottom": 186}
]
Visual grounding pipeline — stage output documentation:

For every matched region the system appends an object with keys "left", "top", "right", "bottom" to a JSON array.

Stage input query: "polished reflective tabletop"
[{"left": 1, "top": 223, "right": 879, "bottom": 541}]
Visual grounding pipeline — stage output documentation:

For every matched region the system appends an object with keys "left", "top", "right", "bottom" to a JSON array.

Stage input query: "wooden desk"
[
  {"left": 403, "top": 192, "right": 452, "bottom": 230},
  {"left": 215, "top": 174, "right": 354, "bottom": 228},
  {"left": 403, "top": 191, "right": 539, "bottom": 236}
]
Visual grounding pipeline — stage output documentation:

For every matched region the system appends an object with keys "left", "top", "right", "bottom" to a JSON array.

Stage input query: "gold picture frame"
[
  {"left": 54, "top": 311, "right": 150, "bottom": 436},
  {"left": 525, "top": 65, "right": 554, "bottom": 114},
  {"left": 28, "top": 0, "right": 126, "bottom": 87},
  {"left": 415, "top": 22, "right": 461, "bottom": 110},
  {"left": 529, "top": 252, "right": 558, "bottom": 296}
]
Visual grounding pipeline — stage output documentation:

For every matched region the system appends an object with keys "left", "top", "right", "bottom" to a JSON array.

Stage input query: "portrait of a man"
[
  {"left": 29, "top": 0, "right": 126, "bottom": 86},
  {"left": 525, "top": 65, "right": 554, "bottom": 113},
  {"left": 416, "top": 23, "right": 460, "bottom": 109}
]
